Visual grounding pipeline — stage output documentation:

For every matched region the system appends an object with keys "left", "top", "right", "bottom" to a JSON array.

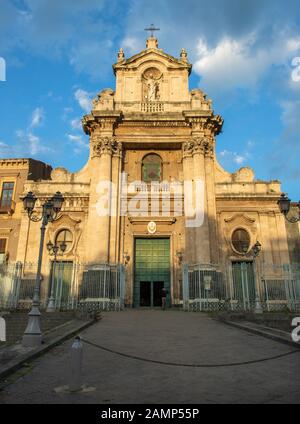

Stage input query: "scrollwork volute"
[{"left": 91, "top": 136, "right": 123, "bottom": 158}]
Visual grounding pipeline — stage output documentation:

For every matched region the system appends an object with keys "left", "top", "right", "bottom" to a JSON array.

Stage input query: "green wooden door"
[{"left": 134, "top": 238, "right": 170, "bottom": 308}]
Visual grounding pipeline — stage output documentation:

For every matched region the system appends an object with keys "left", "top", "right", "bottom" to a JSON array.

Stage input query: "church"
[{"left": 9, "top": 34, "right": 297, "bottom": 310}]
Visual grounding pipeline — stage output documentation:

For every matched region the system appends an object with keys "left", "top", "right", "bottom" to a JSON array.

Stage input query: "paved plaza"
[{"left": 0, "top": 310, "right": 299, "bottom": 404}]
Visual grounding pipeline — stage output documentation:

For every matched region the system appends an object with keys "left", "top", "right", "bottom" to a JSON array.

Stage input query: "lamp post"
[
  {"left": 22, "top": 191, "right": 64, "bottom": 347},
  {"left": 46, "top": 240, "right": 67, "bottom": 312},
  {"left": 243, "top": 241, "right": 263, "bottom": 314},
  {"left": 278, "top": 193, "right": 300, "bottom": 223}
]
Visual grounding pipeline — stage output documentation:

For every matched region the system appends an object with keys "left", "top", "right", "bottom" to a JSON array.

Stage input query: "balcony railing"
[
  {"left": 141, "top": 102, "right": 164, "bottom": 113},
  {"left": 0, "top": 200, "right": 16, "bottom": 215}
]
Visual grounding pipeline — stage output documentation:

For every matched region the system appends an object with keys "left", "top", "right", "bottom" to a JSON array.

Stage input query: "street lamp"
[
  {"left": 243, "top": 241, "right": 263, "bottom": 314},
  {"left": 278, "top": 193, "right": 300, "bottom": 223},
  {"left": 22, "top": 191, "right": 64, "bottom": 347},
  {"left": 46, "top": 240, "right": 67, "bottom": 312}
]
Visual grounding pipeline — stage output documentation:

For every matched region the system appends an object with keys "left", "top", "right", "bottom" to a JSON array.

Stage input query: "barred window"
[{"left": 232, "top": 229, "right": 250, "bottom": 254}]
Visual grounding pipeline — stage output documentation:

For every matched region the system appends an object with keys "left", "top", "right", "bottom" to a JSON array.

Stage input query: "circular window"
[
  {"left": 231, "top": 229, "right": 250, "bottom": 254},
  {"left": 55, "top": 229, "right": 73, "bottom": 253}
]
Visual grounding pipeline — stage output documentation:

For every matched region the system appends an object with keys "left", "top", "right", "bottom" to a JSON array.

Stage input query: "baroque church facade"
[{"left": 12, "top": 36, "right": 292, "bottom": 308}]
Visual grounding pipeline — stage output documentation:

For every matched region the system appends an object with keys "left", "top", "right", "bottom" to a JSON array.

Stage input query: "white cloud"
[
  {"left": 17, "top": 130, "right": 49, "bottom": 156},
  {"left": 74, "top": 89, "right": 93, "bottom": 113},
  {"left": 268, "top": 100, "right": 300, "bottom": 181},
  {"left": 14, "top": 108, "right": 50, "bottom": 156},
  {"left": 67, "top": 133, "right": 88, "bottom": 154},
  {"left": 28, "top": 132, "right": 41, "bottom": 155},
  {"left": 194, "top": 34, "right": 300, "bottom": 94},
  {"left": 30, "top": 107, "right": 44, "bottom": 128},
  {"left": 0, "top": 140, "right": 10, "bottom": 156},
  {"left": 0, "top": 0, "right": 117, "bottom": 78},
  {"left": 219, "top": 149, "right": 250, "bottom": 166},
  {"left": 68, "top": 134, "right": 87, "bottom": 146},
  {"left": 15, "top": 129, "right": 25, "bottom": 139},
  {"left": 70, "top": 118, "right": 82, "bottom": 130},
  {"left": 122, "top": 37, "right": 144, "bottom": 55}
]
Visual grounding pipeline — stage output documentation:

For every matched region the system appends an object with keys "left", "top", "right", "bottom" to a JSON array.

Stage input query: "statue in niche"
[
  {"left": 147, "top": 74, "right": 159, "bottom": 101},
  {"left": 142, "top": 68, "right": 162, "bottom": 101}
]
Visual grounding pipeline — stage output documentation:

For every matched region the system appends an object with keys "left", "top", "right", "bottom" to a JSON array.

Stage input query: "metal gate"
[
  {"left": 231, "top": 262, "right": 256, "bottom": 311},
  {"left": 0, "top": 262, "right": 126, "bottom": 312},
  {"left": 182, "top": 264, "right": 226, "bottom": 311}
]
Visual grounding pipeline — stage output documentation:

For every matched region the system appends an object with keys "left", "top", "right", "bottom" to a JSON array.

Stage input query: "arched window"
[
  {"left": 55, "top": 229, "right": 73, "bottom": 253},
  {"left": 142, "top": 154, "right": 162, "bottom": 183},
  {"left": 231, "top": 229, "right": 250, "bottom": 254}
]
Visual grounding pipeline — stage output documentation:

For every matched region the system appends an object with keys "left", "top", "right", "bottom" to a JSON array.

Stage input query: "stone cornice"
[
  {"left": 0, "top": 159, "right": 30, "bottom": 168},
  {"left": 120, "top": 120, "right": 189, "bottom": 128},
  {"left": 183, "top": 112, "right": 223, "bottom": 135},
  {"left": 82, "top": 111, "right": 122, "bottom": 135},
  {"left": 128, "top": 217, "right": 177, "bottom": 225}
]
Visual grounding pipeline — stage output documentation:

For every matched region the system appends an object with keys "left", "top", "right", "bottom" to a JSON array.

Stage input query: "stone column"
[
  {"left": 109, "top": 143, "right": 123, "bottom": 264},
  {"left": 204, "top": 136, "right": 218, "bottom": 265},
  {"left": 192, "top": 138, "right": 211, "bottom": 264},
  {"left": 85, "top": 136, "right": 116, "bottom": 264},
  {"left": 182, "top": 142, "right": 195, "bottom": 264}
]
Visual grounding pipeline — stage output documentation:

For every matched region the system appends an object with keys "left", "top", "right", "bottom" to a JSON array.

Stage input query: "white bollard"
[
  {"left": 69, "top": 336, "right": 83, "bottom": 392},
  {"left": 0, "top": 317, "right": 6, "bottom": 342}
]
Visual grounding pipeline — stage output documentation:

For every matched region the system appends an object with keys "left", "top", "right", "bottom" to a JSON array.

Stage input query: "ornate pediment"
[
  {"left": 113, "top": 47, "right": 192, "bottom": 75},
  {"left": 224, "top": 214, "right": 256, "bottom": 225}
]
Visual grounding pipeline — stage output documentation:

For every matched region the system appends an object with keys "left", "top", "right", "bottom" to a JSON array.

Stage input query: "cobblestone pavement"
[{"left": 0, "top": 310, "right": 299, "bottom": 404}]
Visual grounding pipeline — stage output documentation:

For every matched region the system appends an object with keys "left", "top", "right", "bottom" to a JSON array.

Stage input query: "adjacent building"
[{"left": 0, "top": 159, "right": 51, "bottom": 264}]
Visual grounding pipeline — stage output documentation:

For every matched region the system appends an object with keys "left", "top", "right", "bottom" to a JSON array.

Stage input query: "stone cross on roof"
[{"left": 144, "top": 24, "right": 160, "bottom": 38}]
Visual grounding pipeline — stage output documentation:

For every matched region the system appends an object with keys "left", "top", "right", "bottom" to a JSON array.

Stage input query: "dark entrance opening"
[
  {"left": 140, "top": 282, "right": 151, "bottom": 307},
  {"left": 153, "top": 282, "right": 164, "bottom": 307}
]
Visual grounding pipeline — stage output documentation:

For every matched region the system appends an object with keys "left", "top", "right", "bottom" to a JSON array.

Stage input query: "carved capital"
[
  {"left": 82, "top": 115, "right": 98, "bottom": 135},
  {"left": 183, "top": 138, "right": 214, "bottom": 158},
  {"left": 182, "top": 140, "right": 195, "bottom": 158},
  {"left": 91, "top": 137, "right": 123, "bottom": 158},
  {"left": 205, "top": 115, "right": 223, "bottom": 135}
]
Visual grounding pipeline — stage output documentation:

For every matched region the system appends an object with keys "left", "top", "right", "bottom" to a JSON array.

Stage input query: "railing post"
[
  {"left": 119, "top": 264, "right": 125, "bottom": 310},
  {"left": 182, "top": 264, "right": 189, "bottom": 311}
]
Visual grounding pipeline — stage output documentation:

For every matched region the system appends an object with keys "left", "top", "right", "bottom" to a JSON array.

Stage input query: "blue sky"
[{"left": 0, "top": 0, "right": 300, "bottom": 199}]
